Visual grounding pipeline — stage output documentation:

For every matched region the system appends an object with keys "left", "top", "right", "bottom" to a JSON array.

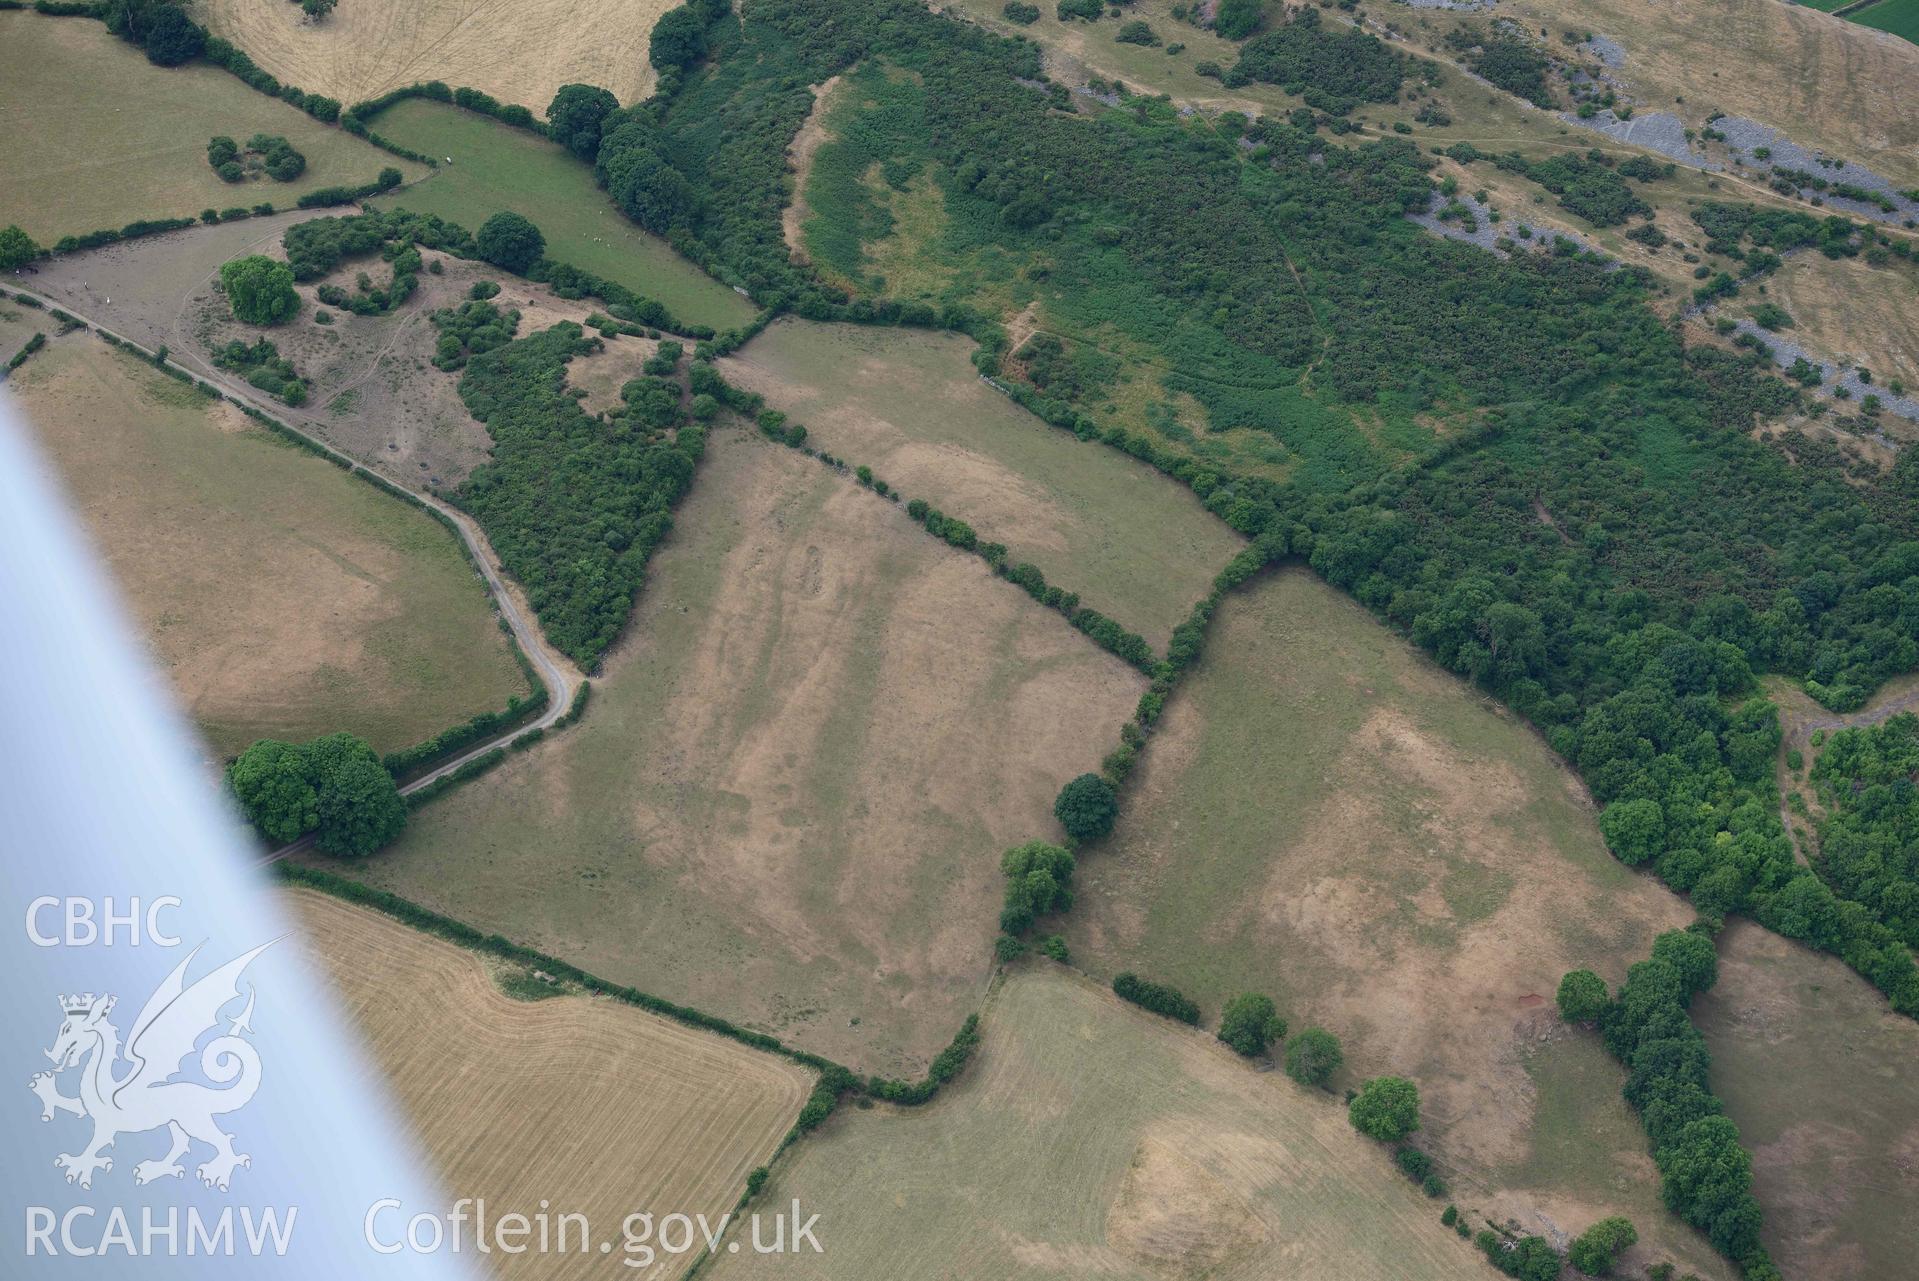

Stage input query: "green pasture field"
[
  {"left": 366, "top": 98, "right": 756, "bottom": 331},
  {"left": 1851, "top": 0, "right": 1919, "bottom": 43},
  {"left": 0, "top": 11, "right": 424, "bottom": 244}
]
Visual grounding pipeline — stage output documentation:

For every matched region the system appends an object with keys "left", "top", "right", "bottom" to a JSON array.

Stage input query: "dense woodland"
[{"left": 450, "top": 322, "right": 704, "bottom": 667}]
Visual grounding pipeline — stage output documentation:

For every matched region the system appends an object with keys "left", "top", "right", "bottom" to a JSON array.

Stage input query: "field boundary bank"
[
  {"left": 274, "top": 865, "right": 988, "bottom": 1128},
  {"left": 701, "top": 364, "right": 1166, "bottom": 673},
  {"left": 0, "top": 287, "right": 583, "bottom": 828}
]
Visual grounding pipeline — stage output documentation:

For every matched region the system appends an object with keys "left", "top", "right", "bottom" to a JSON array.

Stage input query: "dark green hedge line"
[
  {"left": 295, "top": 166, "right": 405, "bottom": 210},
  {"left": 381, "top": 691, "right": 549, "bottom": 782},
  {"left": 49, "top": 215, "right": 197, "bottom": 255},
  {"left": 1112, "top": 971, "right": 1200, "bottom": 1024},
  {"left": 5, "top": 332, "right": 47, "bottom": 372},
  {"left": 274, "top": 865, "right": 987, "bottom": 1132},
  {"left": 203, "top": 35, "right": 342, "bottom": 124},
  {"left": 1569, "top": 931, "right": 1779, "bottom": 1281},
  {"left": 554, "top": 679, "right": 591, "bottom": 728},
  {"left": 694, "top": 360, "right": 1164, "bottom": 672},
  {"left": 343, "top": 80, "right": 544, "bottom": 151},
  {"left": 401, "top": 747, "right": 506, "bottom": 809}
]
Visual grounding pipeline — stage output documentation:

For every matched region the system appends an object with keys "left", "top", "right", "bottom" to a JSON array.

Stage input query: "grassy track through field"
[
  {"left": 0, "top": 12, "right": 423, "bottom": 243},
  {"left": 368, "top": 100, "right": 755, "bottom": 331}
]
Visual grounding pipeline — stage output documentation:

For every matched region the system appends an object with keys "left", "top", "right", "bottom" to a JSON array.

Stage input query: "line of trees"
[{"left": 1559, "top": 929, "right": 1776, "bottom": 1279}]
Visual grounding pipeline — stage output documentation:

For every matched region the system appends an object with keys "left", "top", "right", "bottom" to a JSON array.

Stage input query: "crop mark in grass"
[{"left": 317, "top": 424, "right": 1146, "bottom": 1076}]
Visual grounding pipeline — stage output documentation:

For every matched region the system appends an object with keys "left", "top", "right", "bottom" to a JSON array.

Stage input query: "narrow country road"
[{"left": 3, "top": 285, "right": 580, "bottom": 862}]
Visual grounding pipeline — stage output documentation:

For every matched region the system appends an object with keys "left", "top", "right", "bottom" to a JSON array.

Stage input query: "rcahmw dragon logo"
[{"left": 29, "top": 941, "right": 276, "bottom": 1191}]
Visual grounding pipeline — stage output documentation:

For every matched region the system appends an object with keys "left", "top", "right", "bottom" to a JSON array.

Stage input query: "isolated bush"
[
  {"left": 0, "top": 224, "right": 40, "bottom": 270},
  {"left": 1212, "top": 0, "right": 1262, "bottom": 39},
  {"left": 1001, "top": 0, "right": 1039, "bottom": 21},
  {"left": 999, "top": 840, "right": 1075, "bottom": 934},
  {"left": 1114, "top": 19, "right": 1157, "bottom": 44},
  {"left": 1556, "top": 969, "right": 1608, "bottom": 1023},
  {"left": 219, "top": 255, "right": 300, "bottom": 325},
  {"left": 1217, "top": 993, "right": 1287, "bottom": 1056},
  {"left": 1284, "top": 1026, "right": 1342, "bottom": 1086},
  {"left": 1569, "top": 1216, "right": 1637, "bottom": 1275},
  {"left": 1054, "top": 772, "right": 1118, "bottom": 842},
  {"left": 1349, "top": 1076, "right": 1421, "bottom": 1142},
  {"left": 475, "top": 211, "right": 546, "bottom": 274}
]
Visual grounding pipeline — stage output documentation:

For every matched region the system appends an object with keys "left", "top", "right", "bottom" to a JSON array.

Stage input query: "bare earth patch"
[
  {"left": 25, "top": 223, "right": 621, "bottom": 487},
  {"left": 7, "top": 332, "right": 525, "bottom": 757},
  {"left": 1065, "top": 568, "right": 1731, "bottom": 1276},
  {"left": 702, "top": 966, "right": 1488, "bottom": 1281},
  {"left": 312, "top": 425, "right": 1146, "bottom": 1075},
  {"left": 196, "top": 0, "right": 675, "bottom": 112},
  {"left": 783, "top": 75, "right": 845, "bottom": 264},
  {"left": 288, "top": 889, "right": 810, "bottom": 1280},
  {"left": 1694, "top": 921, "right": 1919, "bottom": 1281}
]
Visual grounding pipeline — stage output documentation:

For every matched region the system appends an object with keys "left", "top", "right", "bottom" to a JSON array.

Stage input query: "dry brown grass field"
[
  {"left": 1694, "top": 922, "right": 1919, "bottom": 1281},
  {"left": 1063, "top": 568, "right": 1732, "bottom": 1277},
  {"left": 313, "top": 424, "right": 1146, "bottom": 1076},
  {"left": 717, "top": 320, "right": 1243, "bottom": 648},
  {"left": 1766, "top": 251, "right": 1919, "bottom": 391},
  {"left": 1509, "top": 0, "right": 1919, "bottom": 188},
  {"left": 0, "top": 12, "right": 424, "bottom": 243},
  {"left": 289, "top": 888, "right": 812, "bottom": 1281},
  {"left": 705, "top": 965, "right": 1488, "bottom": 1281},
  {"left": 6, "top": 332, "right": 527, "bottom": 757},
  {"left": 196, "top": 0, "right": 673, "bottom": 112}
]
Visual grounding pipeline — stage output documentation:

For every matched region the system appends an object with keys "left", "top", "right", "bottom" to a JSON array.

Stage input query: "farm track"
[{"left": 4, "top": 282, "right": 582, "bottom": 854}]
